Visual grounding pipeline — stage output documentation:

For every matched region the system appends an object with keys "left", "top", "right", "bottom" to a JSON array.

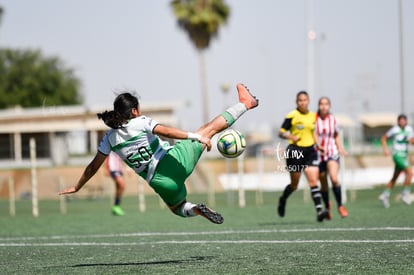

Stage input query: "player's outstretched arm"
[
  {"left": 153, "top": 124, "right": 211, "bottom": 150},
  {"left": 59, "top": 152, "right": 107, "bottom": 195}
]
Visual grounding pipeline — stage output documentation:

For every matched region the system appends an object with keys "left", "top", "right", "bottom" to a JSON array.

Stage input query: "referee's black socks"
[
  {"left": 310, "top": 186, "right": 323, "bottom": 212},
  {"left": 281, "top": 184, "right": 294, "bottom": 200}
]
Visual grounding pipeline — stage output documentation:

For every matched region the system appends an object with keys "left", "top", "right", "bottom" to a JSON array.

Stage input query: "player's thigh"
[
  {"left": 327, "top": 159, "right": 340, "bottom": 183},
  {"left": 150, "top": 173, "right": 187, "bottom": 207}
]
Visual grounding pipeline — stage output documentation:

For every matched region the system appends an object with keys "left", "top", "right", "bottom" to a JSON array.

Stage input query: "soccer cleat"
[
  {"left": 326, "top": 201, "right": 332, "bottom": 220},
  {"left": 379, "top": 193, "right": 390, "bottom": 208},
  {"left": 338, "top": 205, "right": 349, "bottom": 218},
  {"left": 112, "top": 205, "right": 125, "bottom": 216},
  {"left": 195, "top": 203, "right": 224, "bottom": 224},
  {"left": 401, "top": 192, "right": 412, "bottom": 205},
  {"left": 237, "top": 83, "right": 259, "bottom": 110},
  {"left": 277, "top": 197, "right": 286, "bottom": 217},
  {"left": 317, "top": 209, "right": 329, "bottom": 222}
]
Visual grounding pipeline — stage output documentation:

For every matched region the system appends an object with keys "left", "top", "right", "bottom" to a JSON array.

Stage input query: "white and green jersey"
[
  {"left": 385, "top": 125, "right": 414, "bottom": 155},
  {"left": 98, "top": 115, "right": 171, "bottom": 182}
]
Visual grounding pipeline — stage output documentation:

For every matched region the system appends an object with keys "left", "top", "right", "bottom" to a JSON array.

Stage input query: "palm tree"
[
  {"left": 171, "top": 0, "right": 230, "bottom": 123},
  {"left": 0, "top": 6, "right": 4, "bottom": 26}
]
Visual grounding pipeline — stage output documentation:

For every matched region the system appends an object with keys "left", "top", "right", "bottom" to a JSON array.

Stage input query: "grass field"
[{"left": 1, "top": 187, "right": 414, "bottom": 274}]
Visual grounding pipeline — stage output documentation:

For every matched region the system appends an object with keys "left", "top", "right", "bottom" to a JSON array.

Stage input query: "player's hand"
[
  {"left": 59, "top": 187, "right": 78, "bottom": 195},
  {"left": 291, "top": 135, "right": 300, "bottom": 143},
  {"left": 316, "top": 144, "right": 325, "bottom": 154},
  {"left": 339, "top": 148, "right": 348, "bottom": 156},
  {"left": 199, "top": 136, "right": 212, "bottom": 151},
  {"left": 383, "top": 148, "right": 390, "bottom": 156}
]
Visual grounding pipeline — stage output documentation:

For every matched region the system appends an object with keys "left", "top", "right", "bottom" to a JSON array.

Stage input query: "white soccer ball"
[{"left": 217, "top": 129, "right": 246, "bottom": 158}]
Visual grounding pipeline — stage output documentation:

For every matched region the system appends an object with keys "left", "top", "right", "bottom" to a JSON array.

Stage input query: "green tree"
[
  {"left": 0, "top": 48, "right": 82, "bottom": 108},
  {"left": 171, "top": 0, "right": 230, "bottom": 122},
  {"left": 0, "top": 5, "right": 3, "bottom": 25}
]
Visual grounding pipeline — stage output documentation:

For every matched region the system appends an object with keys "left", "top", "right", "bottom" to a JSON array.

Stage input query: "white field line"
[
  {"left": 1, "top": 239, "right": 414, "bottom": 247},
  {"left": 0, "top": 227, "right": 413, "bottom": 242},
  {"left": 0, "top": 227, "right": 414, "bottom": 247}
]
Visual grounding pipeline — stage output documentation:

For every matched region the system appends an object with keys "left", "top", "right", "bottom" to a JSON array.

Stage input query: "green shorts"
[
  {"left": 149, "top": 140, "right": 203, "bottom": 206},
  {"left": 393, "top": 153, "right": 410, "bottom": 170}
]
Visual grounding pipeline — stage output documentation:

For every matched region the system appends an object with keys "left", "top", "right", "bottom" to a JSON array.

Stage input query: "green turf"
[{"left": 1, "top": 187, "right": 414, "bottom": 274}]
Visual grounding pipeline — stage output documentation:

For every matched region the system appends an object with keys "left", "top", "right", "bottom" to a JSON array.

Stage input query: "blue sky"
[{"left": 1, "top": 0, "right": 413, "bottom": 132}]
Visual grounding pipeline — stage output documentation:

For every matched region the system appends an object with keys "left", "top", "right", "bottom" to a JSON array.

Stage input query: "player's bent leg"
[
  {"left": 403, "top": 167, "right": 413, "bottom": 186},
  {"left": 169, "top": 202, "right": 185, "bottom": 217},
  {"left": 237, "top": 83, "right": 259, "bottom": 110},
  {"left": 277, "top": 172, "right": 300, "bottom": 218},
  {"left": 196, "top": 83, "right": 259, "bottom": 140},
  {"left": 112, "top": 177, "right": 126, "bottom": 216},
  {"left": 326, "top": 201, "right": 332, "bottom": 220},
  {"left": 388, "top": 169, "right": 401, "bottom": 188},
  {"left": 331, "top": 184, "right": 348, "bottom": 217},
  {"left": 277, "top": 196, "right": 287, "bottom": 218},
  {"left": 115, "top": 177, "right": 126, "bottom": 198},
  {"left": 400, "top": 167, "right": 412, "bottom": 205},
  {"left": 327, "top": 160, "right": 340, "bottom": 184},
  {"left": 319, "top": 172, "right": 329, "bottom": 191},
  {"left": 170, "top": 201, "right": 196, "bottom": 217},
  {"left": 319, "top": 172, "right": 331, "bottom": 219},
  {"left": 196, "top": 116, "right": 228, "bottom": 140},
  {"left": 169, "top": 201, "right": 224, "bottom": 224},
  {"left": 306, "top": 166, "right": 328, "bottom": 222}
]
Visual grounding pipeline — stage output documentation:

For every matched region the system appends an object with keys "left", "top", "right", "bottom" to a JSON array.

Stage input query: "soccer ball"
[{"left": 217, "top": 129, "right": 246, "bottom": 158}]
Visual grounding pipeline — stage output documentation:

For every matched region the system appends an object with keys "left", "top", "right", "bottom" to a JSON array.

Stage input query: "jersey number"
[{"left": 126, "top": 147, "right": 152, "bottom": 169}]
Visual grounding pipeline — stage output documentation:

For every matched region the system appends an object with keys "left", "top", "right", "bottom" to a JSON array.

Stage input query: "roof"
[
  {"left": 333, "top": 113, "right": 357, "bottom": 128},
  {"left": 0, "top": 103, "right": 182, "bottom": 133},
  {"left": 359, "top": 113, "right": 397, "bottom": 128}
]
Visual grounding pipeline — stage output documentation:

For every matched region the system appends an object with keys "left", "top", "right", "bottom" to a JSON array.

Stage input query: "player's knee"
[
  {"left": 170, "top": 206, "right": 185, "bottom": 217},
  {"left": 169, "top": 201, "right": 189, "bottom": 218},
  {"left": 173, "top": 209, "right": 186, "bottom": 217}
]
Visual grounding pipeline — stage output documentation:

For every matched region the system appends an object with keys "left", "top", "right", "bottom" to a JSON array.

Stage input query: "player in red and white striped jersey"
[
  {"left": 105, "top": 151, "right": 128, "bottom": 216},
  {"left": 314, "top": 97, "right": 349, "bottom": 218}
]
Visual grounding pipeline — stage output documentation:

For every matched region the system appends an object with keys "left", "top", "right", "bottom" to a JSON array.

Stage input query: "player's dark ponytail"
[
  {"left": 97, "top": 110, "right": 124, "bottom": 129},
  {"left": 97, "top": 92, "right": 139, "bottom": 129}
]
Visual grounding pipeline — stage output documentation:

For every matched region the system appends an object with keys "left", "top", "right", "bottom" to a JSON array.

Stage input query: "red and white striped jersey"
[
  {"left": 315, "top": 113, "right": 339, "bottom": 161},
  {"left": 107, "top": 151, "right": 124, "bottom": 173}
]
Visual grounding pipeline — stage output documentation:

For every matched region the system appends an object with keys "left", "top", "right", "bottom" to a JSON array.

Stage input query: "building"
[
  {"left": 0, "top": 104, "right": 180, "bottom": 167},
  {"left": 359, "top": 112, "right": 397, "bottom": 142}
]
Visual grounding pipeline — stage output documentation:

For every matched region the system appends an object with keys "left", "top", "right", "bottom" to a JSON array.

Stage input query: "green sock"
[{"left": 221, "top": 103, "right": 247, "bottom": 126}]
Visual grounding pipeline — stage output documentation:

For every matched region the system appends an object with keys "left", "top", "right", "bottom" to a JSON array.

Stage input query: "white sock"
[
  {"left": 181, "top": 202, "right": 197, "bottom": 217},
  {"left": 226, "top": 103, "right": 247, "bottom": 121}
]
